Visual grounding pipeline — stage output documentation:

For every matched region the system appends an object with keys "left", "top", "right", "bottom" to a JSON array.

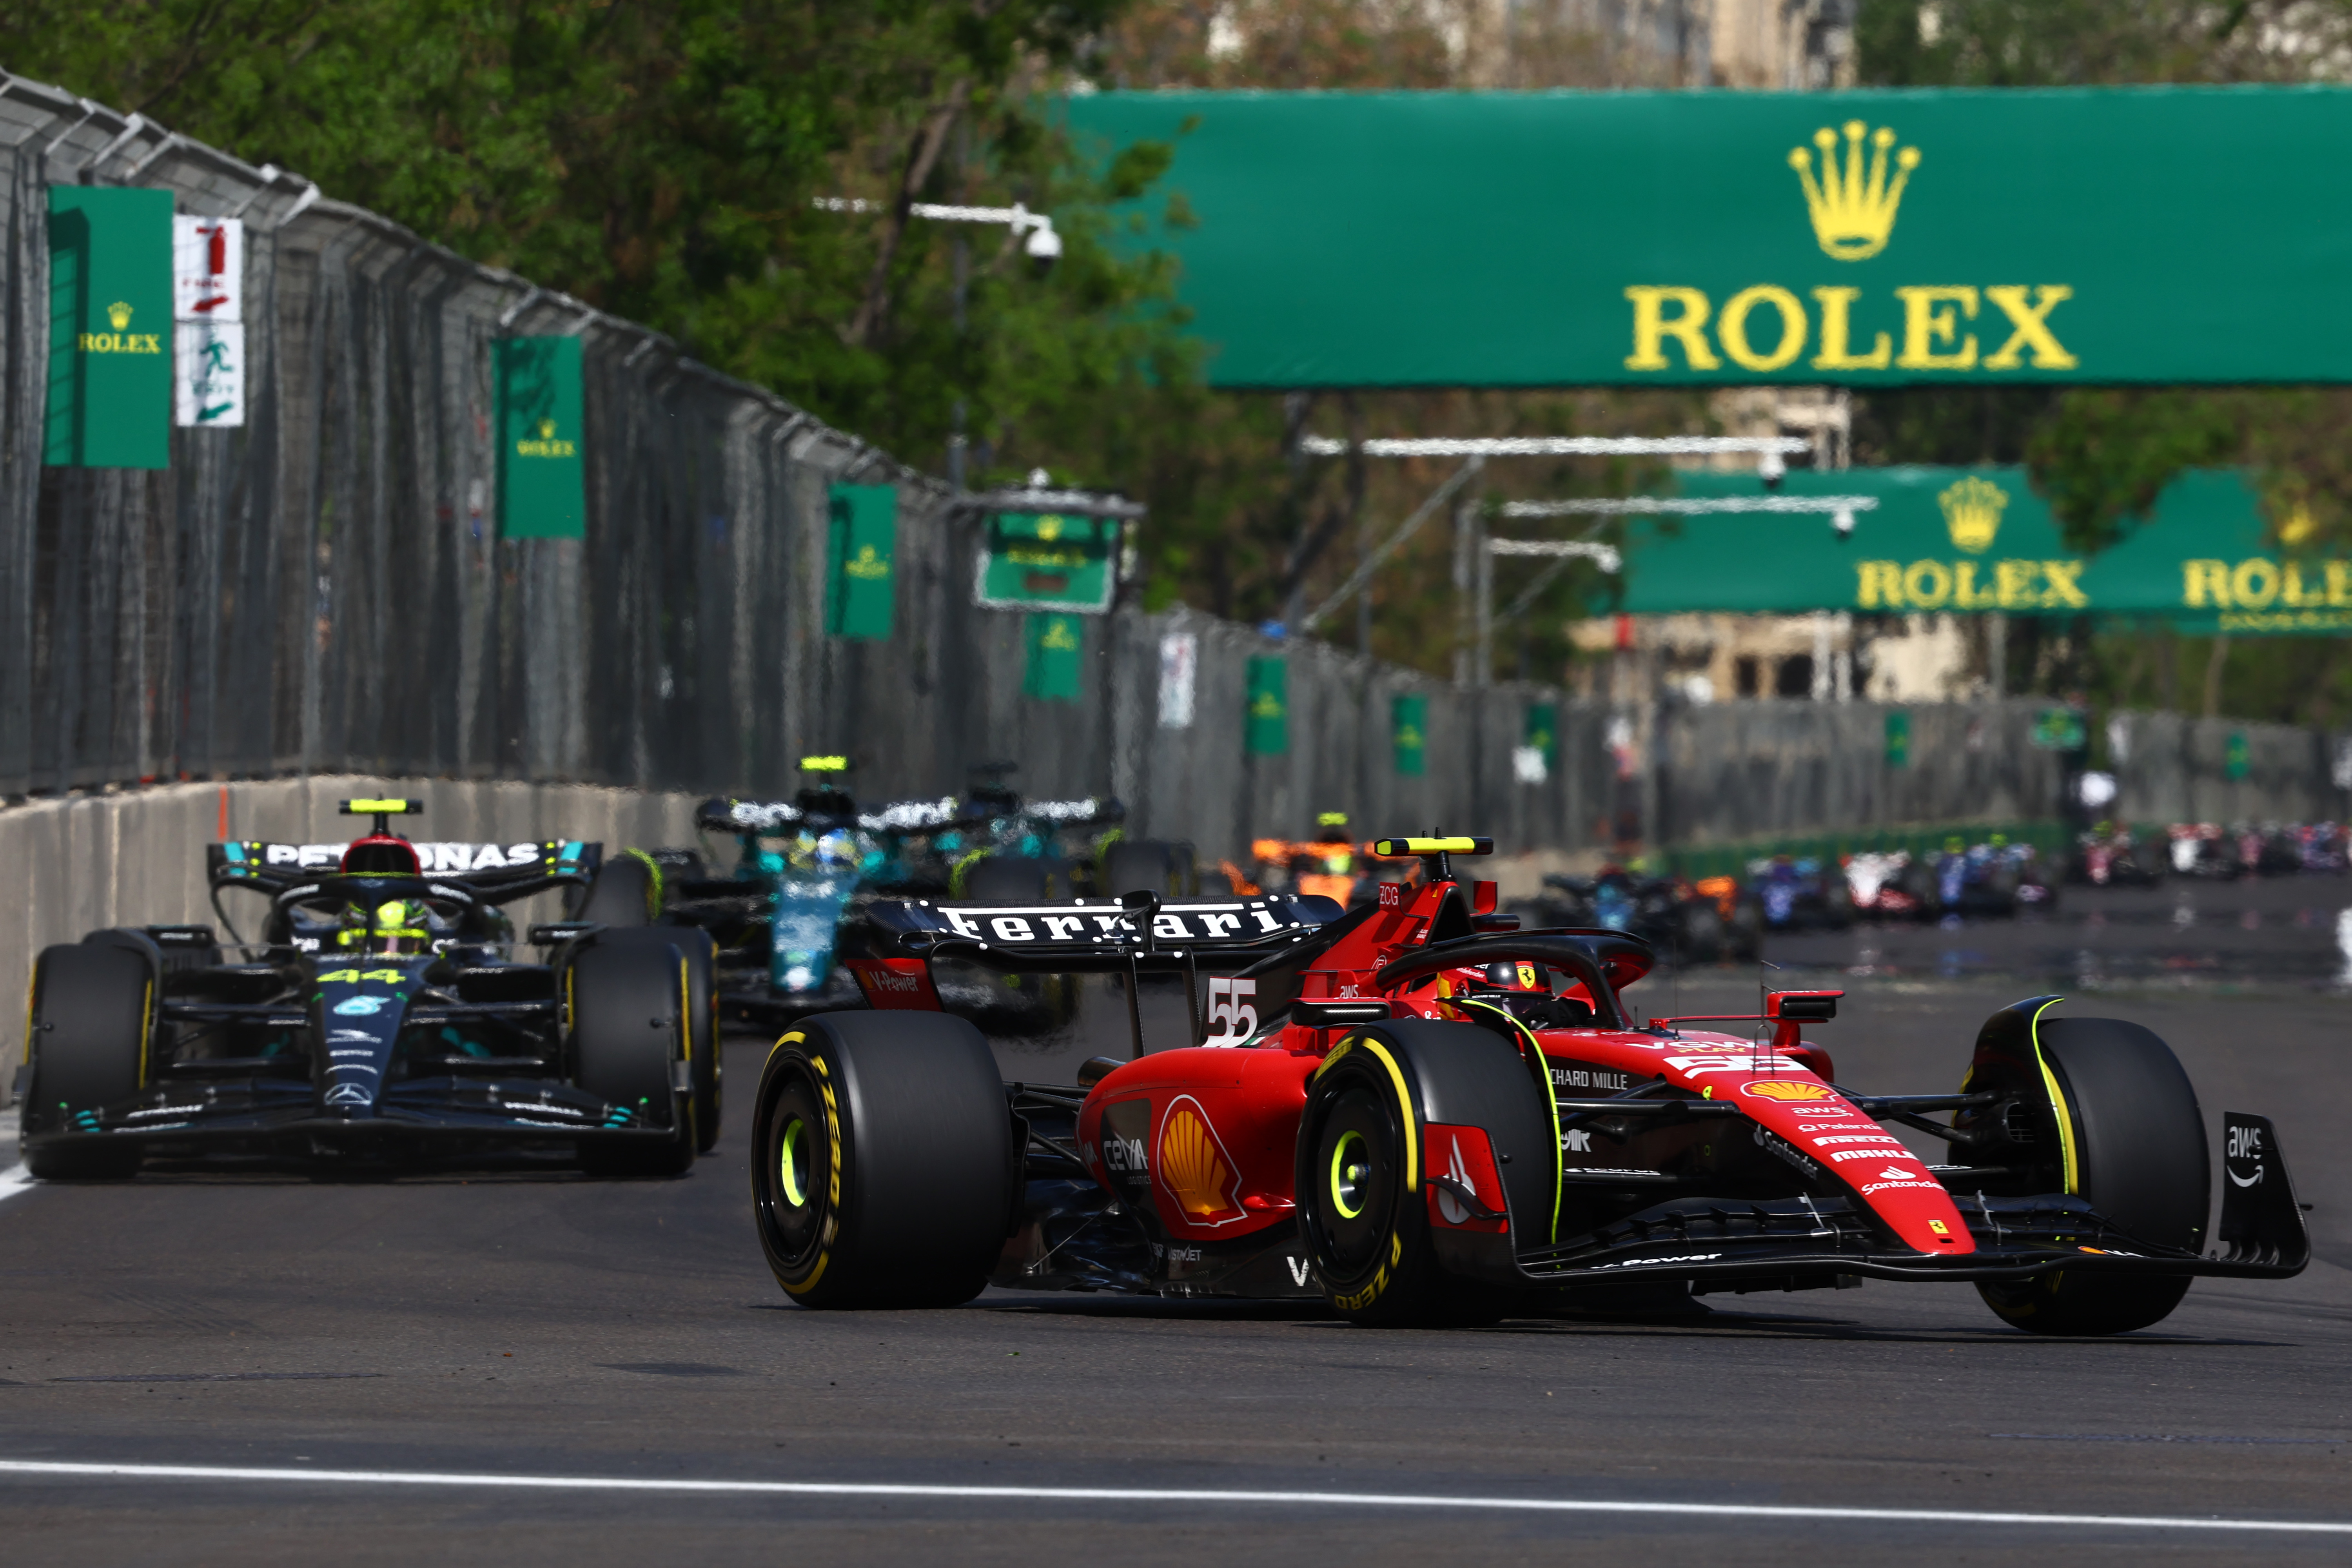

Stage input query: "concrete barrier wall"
[{"left": 0, "top": 775, "right": 702, "bottom": 1090}]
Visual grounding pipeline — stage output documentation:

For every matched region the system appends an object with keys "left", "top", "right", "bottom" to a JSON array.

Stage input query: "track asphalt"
[{"left": 1, "top": 878, "right": 2347, "bottom": 1564}]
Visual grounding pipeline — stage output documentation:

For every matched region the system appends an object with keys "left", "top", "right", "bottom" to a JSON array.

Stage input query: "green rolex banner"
[
  {"left": 1245, "top": 656, "right": 1288, "bottom": 756},
  {"left": 1597, "top": 466, "right": 2352, "bottom": 633},
  {"left": 45, "top": 186, "right": 172, "bottom": 469},
  {"left": 1884, "top": 710, "right": 1911, "bottom": 769},
  {"left": 1392, "top": 693, "right": 1427, "bottom": 777},
  {"left": 1524, "top": 702, "right": 1558, "bottom": 765},
  {"left": 825, "top": 484, "right": 898, "bottom": 640},
  {"left": 1069, "top": 87, "right": 2352, "bottom": 388},
  {"left": 497, "top": 336, "right": 586, "bottom": 539},
  {"left": 1024, "top": 613, "right": 1085, "bottom": 701}
]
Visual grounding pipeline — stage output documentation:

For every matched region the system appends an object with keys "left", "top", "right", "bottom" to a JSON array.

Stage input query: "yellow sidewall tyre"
[
  {"left": 1296, "top": 1026, "right": 1506, "bottom": 1328},
  {"left": 751, "top": 1010, "right": 1012, "bottom": 1310}
]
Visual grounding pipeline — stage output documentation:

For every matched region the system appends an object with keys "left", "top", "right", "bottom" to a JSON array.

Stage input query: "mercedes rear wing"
[{"left": 209, "top": 838, "right": 602, "bottom": 891}]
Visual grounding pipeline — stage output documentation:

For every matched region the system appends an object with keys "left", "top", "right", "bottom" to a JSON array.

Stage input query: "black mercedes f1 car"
[{"left": 13, "top": 800, "right": 718, "bottom": 1179}]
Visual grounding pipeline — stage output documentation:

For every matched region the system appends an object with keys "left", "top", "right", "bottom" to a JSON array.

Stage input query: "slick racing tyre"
[
  {"left": 595, "top": 926, "right": 722, "bottom": 1152},
  {"left": 1097, "top": 840, "right": 1192, "bottom": 899},
  {"left": 24, "top": 944, "right": 151, "bottom": 1180},
  {"left": 751, "top": 1011, "right": 1013, "bottom": 1309},
  {"left": 1675, "top": 898, "right": 1724, "bottom": 963},
  {"left": 1295, "top": 1020, "right": 1546, "bottom": 1328},
  {"left": 578, "top": 850, "right": 660, "bottom": 927},
  {"left": 1978, "top": 1016, "right": 2208, "bottom": 1336},
  {"left": 958, "top": 855, "right": 1051, "bottom": 902},
  {"left": 571, "top": 938, "right": 696, "bottom": 1178}
]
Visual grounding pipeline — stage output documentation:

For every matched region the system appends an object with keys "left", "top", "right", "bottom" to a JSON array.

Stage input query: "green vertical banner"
[
  {"left": 1524, "top": 702, "right": 1558, "bottom": 766},
  {"left": 825, "top": 483, "right": 897, "bottom": 639},
  {"left": 1024, "top": 613, "right": 1084, "bottom": 701},
  {"left": 1884, "top": 709, "right": 1911, "bottom": 768},
  {"left": 497, "top": 336, "right": 586, "bottom": 539},
  {"left": 1392, "top": 693, "right": 1427, "bottom": 776},
  {"left": 2225, "top": 731, "right": 2250, "bottom": 780},
  {"left": 1245, "top": 656, "right": 1288, "bottom": 755},
  {"left": 45, "top": 186, "right": 172, "bottom": 469}
]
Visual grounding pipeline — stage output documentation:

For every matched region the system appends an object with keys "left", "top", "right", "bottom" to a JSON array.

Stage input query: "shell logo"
[
  {"left": 1742, "top": 1080, "right": 1835, "bottom": 1103},
  {"left": 1157, "top": 1095, "right": 1246, "bottom": 1227}
]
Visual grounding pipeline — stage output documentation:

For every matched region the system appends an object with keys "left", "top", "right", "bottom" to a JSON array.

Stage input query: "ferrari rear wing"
[{"left": 866, "top": 892, "right": 1342, "bottom": 974}]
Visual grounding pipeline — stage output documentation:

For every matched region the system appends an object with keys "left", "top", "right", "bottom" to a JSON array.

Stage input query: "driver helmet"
[{"left": 336, "top": 896, "right": 438, "bottom": 956}]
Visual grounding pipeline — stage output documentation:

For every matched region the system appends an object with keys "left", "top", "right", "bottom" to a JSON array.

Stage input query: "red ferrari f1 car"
[{"left": 749, "top": 837, "right": 2307, "bottom": 1334}]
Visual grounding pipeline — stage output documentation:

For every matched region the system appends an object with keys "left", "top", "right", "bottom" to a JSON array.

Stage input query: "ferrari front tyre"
[
  {"left": 24, "top": 944, "right": 150, "bottom": 1180},
  {"left": 1978, "top": 1016, "right": 2209, "bottom": 1336},
  {"left": 571, "top": 939, "right": 696, "bottom": 1178},
  {"left": 594, "top": 925, "right": 722, "bottom": 1152},
  {"left": 751, "top": 1011, "right": 1013, "bottom": 1309},
  {"left": 1295, "top": 1022, "right": 1524, "bottom": 1328}
]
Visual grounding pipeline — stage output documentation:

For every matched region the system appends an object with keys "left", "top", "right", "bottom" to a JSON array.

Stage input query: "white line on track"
[
  {"left": 0, "top": 1165, "right": 33, "bottom": 1205},
  {"left": 0, "top": 1461, "right": 2346, "bottom": 1535}
]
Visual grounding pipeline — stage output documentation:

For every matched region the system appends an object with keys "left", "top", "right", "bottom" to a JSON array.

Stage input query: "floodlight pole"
[{"left": 1296, "top": 435, "right": 1812, "bottom": 686}]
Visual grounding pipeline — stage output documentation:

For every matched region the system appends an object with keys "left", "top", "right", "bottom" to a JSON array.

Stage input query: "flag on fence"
[
  {"left": 825, "top": 484, "right": 897, "bottom": 640},
  {"left": 1392, "top": 693, "right": 1427, "bottom": 776},
  {"left": 1025, "top": 613, "right": 1085, "bottom": 700},
  {"left": 497, "top": 336, "right": 586, "bottom": 539},
  {"left": 45, "top": 186, "right": 172, "bottom": 468},
  {"left": 1246, "top": 656, "right": 1288, "bottom": 755}
]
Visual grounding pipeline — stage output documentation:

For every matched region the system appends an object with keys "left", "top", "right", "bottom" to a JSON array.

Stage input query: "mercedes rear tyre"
[
  {"left": 593, "top": 926, "right": 722, "bottom": 1152},
  {"left": 23, "top": 944, "right": 151, "bottom": 1180},
  {"left": 751, "top": 1010, "right": 1013, "bottom": 1309},
  {"left": 571, "top": 938, "right": 696, "bottom": 1178},
  {"left": 1978, "top": 1016, "right": 2208, "bottom": 1336},
  {"left": 578, "top": 851, "right": 660, "bottom": 927}
]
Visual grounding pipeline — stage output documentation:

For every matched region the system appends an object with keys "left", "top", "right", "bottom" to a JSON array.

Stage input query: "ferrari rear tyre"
[
  {"left": 751, "top": 1010, "right": 1013, "bottom": 1309},
  {"left": 579, "top": 851, "right": 660, "bottom": 927},
  {"left": 595, "top": 926, "right": 722, "bottom": 1152},
  {"left": 1296, "top": 1021, "right": 1540, "bottom": 1328},
  {"left": 24, "top": 944, "right": 150, "bottom": 1180},
  {"left": 571, "top": 939, "right": 695, "bottom": 1178},
  {"left": 1978, "top": 1016, "right": 2208, "bottom": 1336}
]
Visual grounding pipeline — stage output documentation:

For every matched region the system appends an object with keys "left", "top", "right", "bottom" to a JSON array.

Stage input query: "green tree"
[{"left": 1, "top": 0, "right": 1194, "bottom": 511}]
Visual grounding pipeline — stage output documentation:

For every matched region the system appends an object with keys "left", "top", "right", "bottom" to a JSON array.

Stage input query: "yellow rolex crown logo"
[
  {"left": 537, "top": 418, "right": 557, "bottom": 439},
  {"left": 106, "top": 300, "right": 134, "bottom": 330},
  {"left": 1789, "top": 121, "right": 1920, "bottom": 261},
  {"left": 1036, "top": 515, "right": 1063, "bottom": 541},
  {"left": 1939, "top": 476, "right": 2008, "bottom": 554}
]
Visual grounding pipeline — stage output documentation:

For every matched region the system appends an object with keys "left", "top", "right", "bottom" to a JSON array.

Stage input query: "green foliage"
[{"left": 1, "top": 0, "right": 1185, "bottom": 511}]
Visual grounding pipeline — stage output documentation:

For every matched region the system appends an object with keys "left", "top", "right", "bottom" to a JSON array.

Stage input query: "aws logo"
[{"left": 1624, "top": 122, "right": 2078, "bottom": 377}]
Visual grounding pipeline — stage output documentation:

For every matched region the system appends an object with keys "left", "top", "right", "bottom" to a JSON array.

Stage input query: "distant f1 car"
[
  {"left": 750, "top": 835, "right": 2307, "bottom": 1333},
  {"left": 599, "top": 760, "right": 1189, "bottom": 1029},
  {"left": 15, "top": 800, "right": 717, "bottom": 1179}
]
